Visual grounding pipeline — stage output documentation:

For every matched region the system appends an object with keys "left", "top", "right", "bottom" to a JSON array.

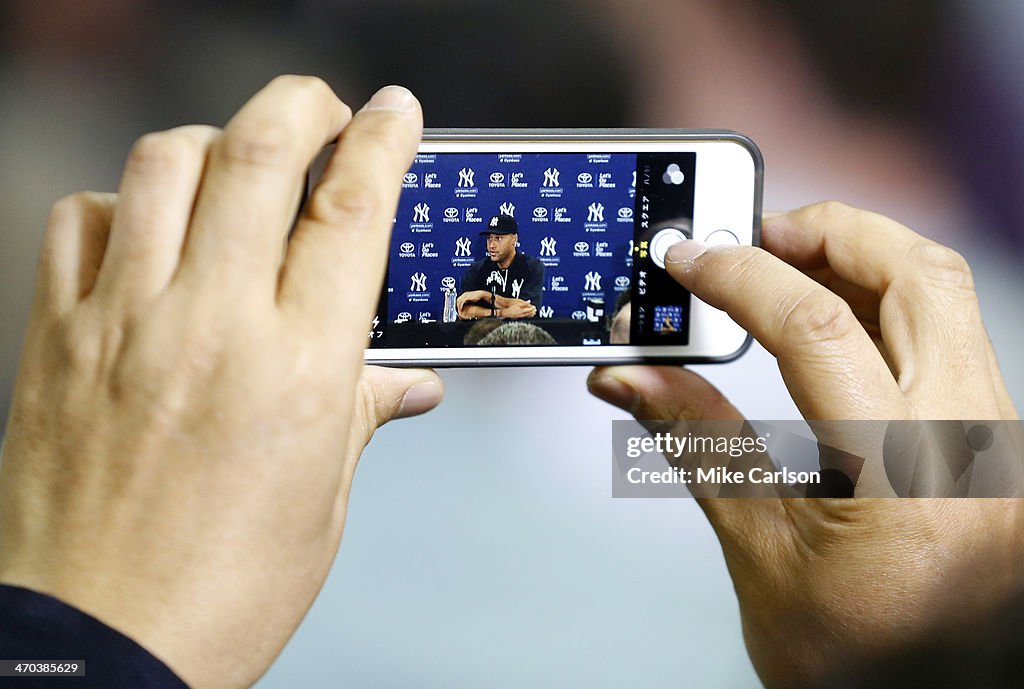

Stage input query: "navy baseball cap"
[{"left": 480, "top": 214, "right": 518, "bottom": 236}]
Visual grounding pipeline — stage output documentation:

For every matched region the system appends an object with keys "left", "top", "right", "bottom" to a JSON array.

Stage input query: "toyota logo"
[
  {"left": 577, "top": 172, "right": 593, "bottom": 184},
  {"left": 441, "top": 276, "right": 456, "bottom": 289},
  {"left": 403, "top": 172, "right": 417, "bottom": 184},
  {"left": 615, "top": 276, "right": 630, "bottom": 288},
  {"left": 618, "top": 207, "right": 633, "bottom": 219},
  {"left": 489, "top": 172, "right": 504, "bottom": 184},
  {"left": 574, "top": 242, "right": 589, "bottom": 253},
  {"left": 571, "top": 311, "right": 587, "bottom": 320},
  {"left": 444, "top": 207, "right": 459, "bottom": 219},
  {"left": 533, "top": 207, "right": 548, "bottom": 218},
  {"left": 399, "top": 242, "right": 415, "bottom": 253}
]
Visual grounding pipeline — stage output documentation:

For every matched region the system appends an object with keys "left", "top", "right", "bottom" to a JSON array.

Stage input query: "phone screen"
[{"left": 373, "top": 151, "right": 697, "bottom": 349}]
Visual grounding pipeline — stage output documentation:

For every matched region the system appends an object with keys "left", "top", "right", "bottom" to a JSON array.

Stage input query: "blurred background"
[{"left": 1, "top": 1, "right": 1021, "bottom": 687}]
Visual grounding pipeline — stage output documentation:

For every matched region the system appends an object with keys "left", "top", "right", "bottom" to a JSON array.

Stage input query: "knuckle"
[
  {"left": 720, "top": 247, "right": 765, "bottom": 286},
  {"left": 813, "top": 200, "right": 856, "bottom": 218},
  {"left": 358, "top": 373, "right": 399, "bottom": 426},
  {"left": 219, "top": 119, "right": 292, "bottom": 168},
  {"left": 272, "top": 74, "right": 350, "bottom": 121},
  {"left": 271, "top": 74, "right": 333, "bottom": 100},
  {"left": 805, "top": 200, "right": 864, "bottom": 228},
  {"left": 45, "top": 192, "right": 113, "bottom": 252},
  {"left": 47, "top": 192, "right": 91, "bottom": 225},
  {"left": 338, "top": 100, "right": 354, "bottom": 123},
  {"left": 59, "top": 314, "right": 121, "bottom": 382},
  {"left": 780, "top": 290, "right": 858, "bottom": 347},
  {"left": 127, "top": 131, "right": 198, "bottom": 176},
  {"left": 904, "top": 241, "right": 975, "bottom": 292},
  {"left": 308, "top": 181, "right": 381, "bottom": 226}
]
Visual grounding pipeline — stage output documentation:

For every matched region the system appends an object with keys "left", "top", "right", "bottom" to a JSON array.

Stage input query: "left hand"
[
  {"left": 500, "top": 300, "right": 537, "bottom": 319},
  {"left": 0, "top": 77, "right": 443, "bottom": 689}
]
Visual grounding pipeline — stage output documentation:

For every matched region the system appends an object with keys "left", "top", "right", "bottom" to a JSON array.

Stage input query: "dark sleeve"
[
  {"left": 461, "top": 262, "right": 483, "bottom": 293},
  {"left": 0, "top": 584, "right": 190, "bottom": 688},
  {"left": 521, "top": 258, "right": 545, "bottom": 308}
]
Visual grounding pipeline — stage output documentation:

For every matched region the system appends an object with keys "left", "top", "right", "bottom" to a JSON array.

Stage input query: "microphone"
[{"left": 486, "top": 270, "right": 502, "bottom": 318}]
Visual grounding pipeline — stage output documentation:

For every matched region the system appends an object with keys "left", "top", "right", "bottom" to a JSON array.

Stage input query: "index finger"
[
  {"left": 665, "top": 240, "right": 907, "bottom": 420},
  {"left": 177, "top": 75, "right": 352, "bottom": 297},
  {"left": 762, "top": 202, "right": 1010, "bottom": 419},
  {"left": 278, "top": 86, "right": 423, "bottom": 351}
]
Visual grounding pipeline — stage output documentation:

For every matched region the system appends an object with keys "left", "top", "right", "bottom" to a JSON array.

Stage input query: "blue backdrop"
[{"left": 387, "top": 152, "right": 637, "bottom": 324}]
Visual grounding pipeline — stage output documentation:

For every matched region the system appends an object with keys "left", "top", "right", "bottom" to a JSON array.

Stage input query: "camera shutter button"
[{"left": 650, "top": 227, "right": 689, "bottom": 269}]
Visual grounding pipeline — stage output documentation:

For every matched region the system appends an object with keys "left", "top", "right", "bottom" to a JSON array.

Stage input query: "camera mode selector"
[{"left": 650, "top": 227, "right": 689, "bottom": 269}]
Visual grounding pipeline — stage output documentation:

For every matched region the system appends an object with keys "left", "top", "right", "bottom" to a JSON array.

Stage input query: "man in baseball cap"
[{"left": 457, "top": 213, "right": 545, "bottom": 321}]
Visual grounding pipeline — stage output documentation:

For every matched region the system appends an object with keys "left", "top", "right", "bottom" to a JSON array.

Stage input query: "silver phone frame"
[{"left": 367, "top": 128, "right": 763, "bottom": 367}]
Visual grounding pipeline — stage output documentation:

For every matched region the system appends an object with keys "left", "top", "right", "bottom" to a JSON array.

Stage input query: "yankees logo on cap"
[{"left": 480, "top": 213, "right": 518, "bottom": 236}]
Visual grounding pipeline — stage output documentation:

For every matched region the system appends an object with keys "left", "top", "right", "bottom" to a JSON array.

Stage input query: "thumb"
[
  {"left": 340, "top": 366, "right": 444, "bottom": 486},
  {"left": 588, "top": 365, "right": 789, "bottom": 508},
  {"left": 587, "top": 365, "right": 744, "bottom": 421},
  {"left": 356, "top": 366, "right": 444, "bottom": 426}
]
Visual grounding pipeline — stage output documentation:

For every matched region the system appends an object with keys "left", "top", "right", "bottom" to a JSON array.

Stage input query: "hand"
[
  {"left": 493, "top": 295, "right": 528, "bottom": 309},
  {"left": 456, "top": 289, "right": 491, "bottom": 318},
  {"left": 587, "top": 202, "right": 1022, "bottom": 688},
  {"left": 499, "top": 300, "right": 536, "bottom": 319},
  {"left": 0, "top": 77, "right": 444, "bottom": 689}
]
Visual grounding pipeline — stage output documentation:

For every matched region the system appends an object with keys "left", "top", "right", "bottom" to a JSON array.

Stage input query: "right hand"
[
  {"left": 456, "top": 289, "right": 491, "bottom": 319},
  {"left": 588, "top": 202, "right": 1022, "bottom": 688}
]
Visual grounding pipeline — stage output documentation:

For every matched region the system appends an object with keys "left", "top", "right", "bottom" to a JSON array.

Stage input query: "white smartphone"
[{"left": 357, "top": 129, "right": 762, "bottom": 366}]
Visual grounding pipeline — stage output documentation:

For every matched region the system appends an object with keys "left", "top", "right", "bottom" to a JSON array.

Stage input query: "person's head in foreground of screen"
[
  {"left": 482, "top": 213, "right": 518, "bottom": 268},
  {"left": 477, "top": 321, "right": 556, "bottom": 346},
  {"left": 463, "top": 317, "right": 504, "bottom": 345}
]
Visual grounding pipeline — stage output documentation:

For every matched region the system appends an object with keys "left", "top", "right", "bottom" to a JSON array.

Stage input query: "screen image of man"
[{"left": 457, "top": 214, "right": 545, "bottom": 320}]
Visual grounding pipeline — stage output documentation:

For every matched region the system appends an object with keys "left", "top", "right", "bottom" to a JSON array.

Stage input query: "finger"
[
  {"left": 343, "top": 366, "right": 444, "bottom": 469},
  {"left": 664, "top": 240, "right": 907, "bottom": 420},
  {"left": 38, "top": 192, "right": 117, "bottom": 317},
  {"left": 762, "top": 202, "right": 923, "bottom": 281},
  {"left": 588, "top": 366, "right": 790, "bottom": 534},
  {"left": 588, "top": 365, "right": 744, "bottom": 421},
  {"left": 762, "top": 202, "right": 995, "bottom": 410},
  {"left": 804, "top": 266, "right": 881, "bottom": 329},
  {"left": 177, "top": 75, "right": 353, "bottom": 295},
  {"left": 360, "top": 366, "right": 444, "bottom": 423},
  {"left": 92, "top": 126, "right": 219, "bottom": 307},
  {"left": 278, "top": 85, "right": 422, "bottom": 350}
]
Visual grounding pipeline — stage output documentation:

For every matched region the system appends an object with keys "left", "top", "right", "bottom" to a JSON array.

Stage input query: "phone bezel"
[{"left": 367, "top": 129, "right": 763, "bottom": 367}]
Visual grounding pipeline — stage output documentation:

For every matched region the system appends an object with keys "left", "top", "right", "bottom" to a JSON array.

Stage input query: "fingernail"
[
  {"left": 588, "top": 374, "right": 639, "bottom": 415},
  {"left": 395, "top": 380, "right": 443, "bottom": 419},
  {"left": 362, "top": 85, "right": 418, "bottom": 113},
  {"left": 665, "top": 239, "right": 707, "bottom": 265}
]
